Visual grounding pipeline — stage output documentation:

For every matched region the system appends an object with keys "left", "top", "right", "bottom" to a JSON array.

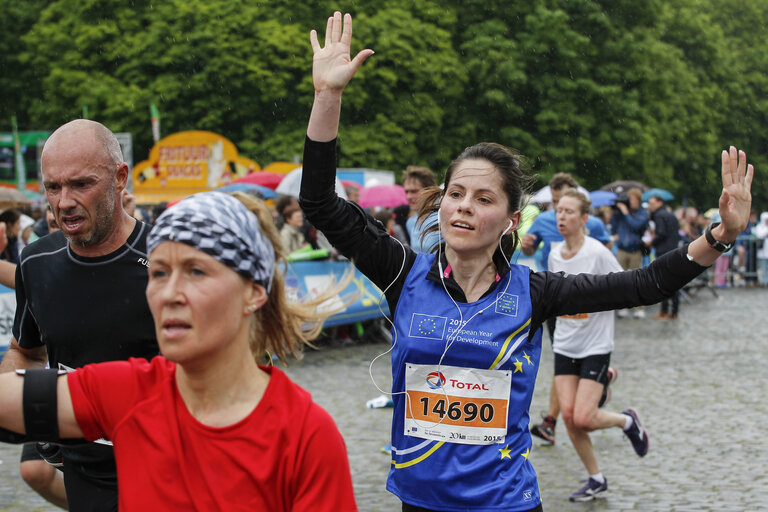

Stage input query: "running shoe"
[
  {"left": 36, "top": 442, "right": 63, "bottom": 468},
  {"left": 569, "top": 477, "right": 608, "bottom": 502},
  {"left": 530, "top": 414, "right": 556, "bottom": 444},
  {"left": 622, "top": 408, "right": 649, "bottom": 457},
  {"left": 598, "top": 366, "right": 619, "bottom": 408},
  {"left": 380, "top": 444, "right": 392, "bottom": 455}
]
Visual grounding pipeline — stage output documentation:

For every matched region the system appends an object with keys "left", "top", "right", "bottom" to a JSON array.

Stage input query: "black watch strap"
[{"left": 705, "top": 222, "right": 735, "bottom": 252}]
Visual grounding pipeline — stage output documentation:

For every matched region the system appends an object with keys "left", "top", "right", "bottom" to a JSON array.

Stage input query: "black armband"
[
  {"left": 0, "top": 426, "right": 32, "bottom": 444},
  {"left": 21, "top": 368, "right": 64, "bottom": 441}
]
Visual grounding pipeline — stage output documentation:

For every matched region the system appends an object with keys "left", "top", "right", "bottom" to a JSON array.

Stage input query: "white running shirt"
[{"left": 549, "top": 236, "right": 623, "bottom": 358}]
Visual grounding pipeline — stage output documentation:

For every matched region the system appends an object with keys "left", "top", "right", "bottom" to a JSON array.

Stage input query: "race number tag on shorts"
[{"left": 404, "top": 363, "right": 511, "bottom": 445}]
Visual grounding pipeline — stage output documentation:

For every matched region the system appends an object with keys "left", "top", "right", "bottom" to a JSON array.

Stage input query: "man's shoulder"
[
  {"left": 130, "top": 220, "right": 152, "bottom": 248},
  {"left": 530, "top": 210, "right": 555, "bottom": 229},
  {"left": 659, "top": 208, "right": 677, "bottom": 222},
  {"left": 20, "top": 231, "right": 67, "bottom": 262},
  {"left": 586, "top": 215, "right": 606, "bottom": 229}
]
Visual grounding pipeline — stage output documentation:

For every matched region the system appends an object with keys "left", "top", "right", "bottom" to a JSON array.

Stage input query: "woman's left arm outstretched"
[{"left": 0, "top": 371, "right": 84, "bottom": 441}]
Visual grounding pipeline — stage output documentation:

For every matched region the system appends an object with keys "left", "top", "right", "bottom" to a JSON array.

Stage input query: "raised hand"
[
  {"left": 310, "top": 12, "right": 373, "bottom": 94},
  {"left": 718, "top": 146, "right": 754, "bottom": 239}
]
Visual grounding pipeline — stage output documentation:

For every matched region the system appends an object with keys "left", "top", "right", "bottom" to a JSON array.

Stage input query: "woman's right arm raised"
[{"left": 307, "top": 12, "right": 374, "bottom": 142}]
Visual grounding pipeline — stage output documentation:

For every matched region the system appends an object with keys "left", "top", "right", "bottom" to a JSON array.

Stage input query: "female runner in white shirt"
[{"left": 549, "top": 189, "right": 645, "bottom": 502}]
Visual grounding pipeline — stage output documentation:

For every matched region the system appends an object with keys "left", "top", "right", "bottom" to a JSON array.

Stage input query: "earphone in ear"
[{"left": 501, "top": 218, "right": 515, "bottom": 236}]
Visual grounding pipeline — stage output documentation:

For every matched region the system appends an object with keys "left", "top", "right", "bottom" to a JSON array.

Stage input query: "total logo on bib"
[{"left": 404, "top": 363, "right": 511, "bottom": 445}]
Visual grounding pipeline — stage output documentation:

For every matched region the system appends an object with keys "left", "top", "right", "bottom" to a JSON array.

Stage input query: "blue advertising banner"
[{"left": 281, "top": 260, "right": 389, "bottom": 328}]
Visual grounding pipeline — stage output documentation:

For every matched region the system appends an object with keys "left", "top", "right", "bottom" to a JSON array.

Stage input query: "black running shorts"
[{"left": 554, "top": 352, "right": 611, "bottom": 385}]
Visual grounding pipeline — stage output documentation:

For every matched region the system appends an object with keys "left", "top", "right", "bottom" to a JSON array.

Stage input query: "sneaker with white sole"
[
  {"left": 569, "top": 477, "right": 608, "bottom": 502},
  {"left": 633, "top": 309, "right": 646, "bottom": 319},
  {"left": 622, "top": 408, "right": 649, "bottom": 457},
  {"left": 617, "top": 309, "right": 629, "bottom": 318}
]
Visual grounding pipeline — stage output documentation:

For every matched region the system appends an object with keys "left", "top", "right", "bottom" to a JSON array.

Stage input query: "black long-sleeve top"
[{"left": 300, "top": 137, "right": 706, "bottom": 341}]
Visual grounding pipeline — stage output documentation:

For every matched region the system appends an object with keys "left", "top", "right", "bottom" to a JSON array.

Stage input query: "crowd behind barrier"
[{"left": 0, "top": 181, "right": 763, "bottom": 361}]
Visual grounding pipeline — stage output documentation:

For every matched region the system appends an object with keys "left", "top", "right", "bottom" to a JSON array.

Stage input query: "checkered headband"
[{"left": 147, "top": 192, "right": 275, "bottom": 292}]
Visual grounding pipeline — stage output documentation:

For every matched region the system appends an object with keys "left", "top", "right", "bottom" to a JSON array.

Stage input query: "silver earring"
[{"left": 245, "top": 304, "right": 257, "bottom": 313}]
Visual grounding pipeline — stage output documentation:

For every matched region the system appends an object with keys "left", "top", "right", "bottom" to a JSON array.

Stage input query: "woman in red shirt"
[{"left": 0, "top": 191, "right": 357, "bottom": 512}]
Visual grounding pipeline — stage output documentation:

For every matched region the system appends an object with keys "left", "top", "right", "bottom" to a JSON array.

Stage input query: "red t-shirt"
[{"left": 68, "top": 357, "right": 357, "bottom": 511}]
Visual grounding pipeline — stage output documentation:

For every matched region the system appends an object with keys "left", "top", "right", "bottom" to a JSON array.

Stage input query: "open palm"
[
  {"left": 310, "top": 12, "right": 373, "bottom": 93},
  {"left": 719, "top": 146, "right": 754, "bottom": 236}
]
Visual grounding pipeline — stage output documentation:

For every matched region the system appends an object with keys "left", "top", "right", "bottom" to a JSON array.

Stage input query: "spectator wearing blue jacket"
[{"left": 610, "top": 188, "right": 649, "bottom": 318}]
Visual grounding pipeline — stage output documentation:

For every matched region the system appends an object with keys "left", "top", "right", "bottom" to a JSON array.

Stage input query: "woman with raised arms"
[{"left": 299, "top": 11, "right": 753, "bottom": 512}]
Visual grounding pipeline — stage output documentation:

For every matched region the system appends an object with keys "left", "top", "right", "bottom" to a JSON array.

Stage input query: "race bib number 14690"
[{"left": 403, "top": 363, "right": 511, "bottom": 445}]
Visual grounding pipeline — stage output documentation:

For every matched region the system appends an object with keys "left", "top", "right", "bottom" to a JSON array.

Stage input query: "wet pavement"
[{"left": 0, "top": 287, "right": 765, "bottom": 511}]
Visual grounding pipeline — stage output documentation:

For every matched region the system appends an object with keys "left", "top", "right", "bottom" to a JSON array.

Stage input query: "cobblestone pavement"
[{"left": 0, "top": 287, "right": 765, "bottom": 511}]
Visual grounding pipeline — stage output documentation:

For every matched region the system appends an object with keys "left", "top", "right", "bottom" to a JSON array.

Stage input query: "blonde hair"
[
  {"left": 560, "top": 188, "right": 591, "bottom": 216},
  {"left": 230, "top": 192, "right": 353, "bottom": 364}
]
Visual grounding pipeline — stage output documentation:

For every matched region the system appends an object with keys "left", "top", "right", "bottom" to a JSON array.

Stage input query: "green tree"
[
  {"left": 6, "top": 0, "right": 767, "bottom": 210},
  {"left": 0, "top": 0, "right": 52, "bottom": 128},
  {"left": 706, "top": 0, "right": 768, "bottom": 209}
]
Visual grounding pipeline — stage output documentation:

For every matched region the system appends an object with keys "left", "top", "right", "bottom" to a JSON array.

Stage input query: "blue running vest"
[{"left": 386, "top": 253, "right": 543, "bottom": 511}]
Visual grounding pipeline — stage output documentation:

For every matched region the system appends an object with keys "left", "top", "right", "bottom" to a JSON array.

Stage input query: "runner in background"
[
  {"left": 521, "top": 173, "right": 612, "bottom": 445},
  {"left": 549, "top": 189, "right": 648, "bottom": 502}
]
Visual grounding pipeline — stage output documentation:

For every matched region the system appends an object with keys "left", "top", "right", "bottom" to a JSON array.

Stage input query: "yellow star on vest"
[
  {"left": 523, "top": 352, "right": 532, "bottom": 365},
  {"left": 499, "top": 445, "right": 512, "bottom": 460},
  {"left": 521, "top": 448, "right": 530, "bottom": 460},
  {"left": 513, "top": 358, "right": 523, "bottom": 373}
]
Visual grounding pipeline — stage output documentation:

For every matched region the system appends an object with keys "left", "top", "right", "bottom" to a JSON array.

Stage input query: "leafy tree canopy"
[{"left": 2, "top": 0, "right": 766, "bottom": 207}]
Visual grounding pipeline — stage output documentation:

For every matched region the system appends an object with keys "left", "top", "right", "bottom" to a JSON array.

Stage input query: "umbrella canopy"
[
  {"left": 0, "top": 187, "right": 33, "bottom": 209},
  {"left": 600, "top": 180, "right": 648, "bottom": 194},
  {"left": 233, "top": 172, "right": 285, "bottom": 190},
  {"left": 642, "top": 188, "right": 674, "bottom": 202},
  {"left": 340, "top": 180, "right": 362, "bottom": 189},
  {"left": 358, "top": 184, "right": 407, "bottom": 208},
  {"left": 589, "top": 190, "right": 618, "bottom": 207},
  {"left": 217, "top": 183, "right": 278, "bottom": 199},
  {"left": 275, "top": 167, "right": 347, "bottom": 200}
]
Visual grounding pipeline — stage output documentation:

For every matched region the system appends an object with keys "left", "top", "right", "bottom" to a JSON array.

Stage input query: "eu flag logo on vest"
[
  {"left": 408, "top": 313, "right": 447, "bottom": 340},
  {"left": 495, "top": 293, "right": 519, "bottom": 317}
]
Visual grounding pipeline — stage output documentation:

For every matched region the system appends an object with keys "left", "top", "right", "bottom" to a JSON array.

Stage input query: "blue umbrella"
[
  {"left": 642, "top": 188, "right": 674, "bottom": 202},
  {"left": 589, "top": 190, "right": 618, "bottom": 207},
  {"left": 217, "top": 183, "right": 278, "bottom": 199}
]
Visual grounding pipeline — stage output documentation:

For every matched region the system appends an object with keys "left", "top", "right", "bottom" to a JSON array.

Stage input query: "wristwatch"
[{"left": 704, "top": 222, "right": 735, "bottom": 252}]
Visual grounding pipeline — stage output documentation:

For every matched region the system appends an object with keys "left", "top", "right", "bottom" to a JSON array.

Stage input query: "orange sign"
[{"left": 132, "top": 131, "right": 259, "bottom": 203}]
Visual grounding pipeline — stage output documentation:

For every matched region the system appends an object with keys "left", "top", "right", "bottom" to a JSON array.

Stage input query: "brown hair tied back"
[{"left": 417, "top": 143, "right": 535, "bottom": 259}]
